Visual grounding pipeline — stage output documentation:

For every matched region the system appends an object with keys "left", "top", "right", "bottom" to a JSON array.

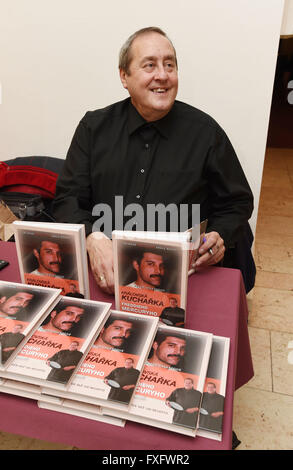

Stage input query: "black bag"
[{"left": 0, "top": 192, "right": 55, "bottom": 221}]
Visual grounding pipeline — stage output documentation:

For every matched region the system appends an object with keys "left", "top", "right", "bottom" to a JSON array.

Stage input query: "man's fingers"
[
  {"left": 195, "top": 231, "right": 225, "bottom": 268},
  {"left": 206, "top": 245, "right": 225, "bottom": 266},
  {"left": 197, "top": 245, "right": 225, "bottom": 267},
  {"left": 92, "top": 264, "right": 114, "bottom": 294}
]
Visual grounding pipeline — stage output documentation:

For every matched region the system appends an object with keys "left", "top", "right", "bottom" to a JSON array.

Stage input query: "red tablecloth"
[{"left": 0, "top": 241, "right": 253, "bottom": 450}]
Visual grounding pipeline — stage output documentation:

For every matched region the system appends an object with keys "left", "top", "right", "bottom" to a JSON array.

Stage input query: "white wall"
[
  {"left": 282, "top": 0, "right": 293, "bottom": 34},
  {"left": 0, "top": 0, "right": 285, "bottom": 234}
]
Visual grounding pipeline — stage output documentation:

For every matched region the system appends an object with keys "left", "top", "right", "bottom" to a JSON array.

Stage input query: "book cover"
[
  {"left": 0, "top": 296, "right": 111, "bottom": 390},
  {"left": 41, "top": 310, "right": 159, "bottom": 411},
  {"left": 102, "top": 324, "right": 213, "bottom": 437},
  {"left": 197, "top": 335, "right": 230, "bottom": 441},
  {"left": 0, "top": 280, "right": 61, "bottom": 369},
  {"left": 112, "top": 230, "right": 189, "bottom": 328},
  {"left": 13, "top": 220, "right": 90, "bottom": 298}
]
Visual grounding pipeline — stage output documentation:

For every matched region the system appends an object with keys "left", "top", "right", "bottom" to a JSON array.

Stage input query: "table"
[{"left": 0, "top": 240, "right": 253, "bottom": 451}]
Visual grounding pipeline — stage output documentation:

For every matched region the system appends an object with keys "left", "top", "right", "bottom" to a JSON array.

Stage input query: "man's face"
[
  {"left": 34, "top": 241, "right": 62, "bottom": 274},
  {"left": 12, "top": 325, "right": 23, "bottom": 334},
  {"left": 169, "top": 298, "right": 177, "bottom": 308},
  {"left": 153, "top": 335, "right": 186, "bottom": 367},
  {"left": 101, "top": 320, "right": 133, "bottom": 348},
  {"left": 69, "top": 342, "right": 79, "bottom": 351},
  {"left": 134, "top": 252, "right": 165, "bottom": 288},
  {"left": 50, "top": 306, "right": 85, "bottom": 332},
  {"left": 207, "top": 383, "right": 216, "bottom": 394},
  {"left": 120, "top": 32, "right": 178, "bottom": 122},
  {"left": 125, "top": 359, "right": 134, "bottom": 369},
  {"left": 184, "top": 379, "right": 194, "bottom": 390},
  {"left": 0, "top": 292, "right": 33, "bottom": 316}
]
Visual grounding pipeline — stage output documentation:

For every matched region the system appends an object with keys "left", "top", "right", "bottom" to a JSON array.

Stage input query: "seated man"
[{"left": 53, "top": 26, "right": 254, "bottom": 294}]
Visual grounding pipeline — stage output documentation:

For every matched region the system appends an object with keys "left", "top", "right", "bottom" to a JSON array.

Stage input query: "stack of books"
[
  {"left": 0, "top": 280, "right": 230, "bottom": 440},
  {"left": 0, "top": 222, "right": 230, "bottom": 440}
]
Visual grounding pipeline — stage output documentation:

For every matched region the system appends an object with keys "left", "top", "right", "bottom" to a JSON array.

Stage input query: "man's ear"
[
  {"left": 50, "top": 310, "right": 57, "bottom": 319},
  {"left": 132, "top": 260, "right": 139, "bottom": 272},
  {"left": 119, "top": 68, "right": 128, "bottom": 90},
  {"left": 0, "top": 296, "right": 7, "bottom": 305},
  {"left": 33, "top": 249, "right": 39, "bottom": 261},
  {"left": 152, "top": 341, "right": 158, "bottom": 352}
]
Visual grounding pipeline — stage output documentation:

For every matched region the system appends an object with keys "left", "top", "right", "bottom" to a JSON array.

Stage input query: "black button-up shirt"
[{"left": 53, "top": 98, "right": 253, "bottom": 245}]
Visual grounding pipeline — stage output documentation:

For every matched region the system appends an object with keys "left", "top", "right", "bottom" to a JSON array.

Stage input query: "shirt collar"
[
  {"left": 127, "top": 99, "right": 176, "bottom": 139},
  {"left": 127, "top": 100, "right": 146, "bottom": 135}
]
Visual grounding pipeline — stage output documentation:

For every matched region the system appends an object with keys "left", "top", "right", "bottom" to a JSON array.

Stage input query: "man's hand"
[
  {"left": 194, "top": 231, "right": 225, "bottom": 269},
  {"left": 185, "top": 407, "right": 199, "bottom": 413},
  {"left": 63, "top": 365, "right": 76, "bottom": 371},
  {"left": 211, "top": 411, "right": 224, "bottom": 418},
  {"left": 122, "top": 384, "right": 135, "bottom": 390},
  {"left": 86, "top": 232, "right": 114, "bottom": 294}
]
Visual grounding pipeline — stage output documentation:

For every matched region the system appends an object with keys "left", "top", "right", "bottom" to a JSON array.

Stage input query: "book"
[
  {"left": 0, "top": 280, "right": 61, "bottom": 369},
  {"left": 13, "top": 220, "right": 90, "bottom": 298},
  {"left": 197, "top": 335, "right": 230, "bottom": 441},
  {"left": 41, "top": 310, "right": 159, "bottom": 412},
  {"left": 186, "top": 219, "right": 208, "bottom": 275},
  {"left": 112, "top": 230, "right": 190, "bottom": 328},
  {"left": 0, "top": 296, "right": 111, "bottom": 390},
  {"left": 0, "top": 378, "right": 60, "bottom": 403},
  {"left": 102, "top": 324, "right": 213, "bottom": 437},
  {"left": 38, "top": 398, "right": 126, "bottom": 427}
]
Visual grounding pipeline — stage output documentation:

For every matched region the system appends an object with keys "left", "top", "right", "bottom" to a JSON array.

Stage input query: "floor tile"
[
  {"left": 255, "top": 215, "right": 293, "bottom": 244},
  {"left": 233, "top": 386, "right": 293, "bottom": 450},
  {"left": 283, "top": 149, "right": 293, "bottom": 171},
  {"left": 247, "top": 327, "right": 272, "bottom": 392},
  {"left": 260, "top": 167, "right": 293, "bottom": 191},
  {"left": 25, "top": 439, "right": 73, "bottom": 450},
  {"left": 255, "top": 243, "right": 293, "bottom": 274},
  {"left": 258, "top": 188, "right": 293, "bottom": 217},
  {"left": 255, "top": 270, "right": 293, "bottom": 291},
  {"left": 263, "top": 148, "right": 289, "bottom": 171},
  {"left": 271, "top": 330, "right": 293, "bottom": 396},
  {"left": 248, "top": 286, "right": 293, "bottom": 334},
  {"left": 265, "top": 148, "right": 293, "bottom": 171},
  {"left": 0, "top": 431, "right": 73, "bottom": 450}
]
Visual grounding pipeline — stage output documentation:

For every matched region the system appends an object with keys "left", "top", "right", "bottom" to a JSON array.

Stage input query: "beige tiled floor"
[
  {"left": 233, "top": 147, "right": 293, "bottom": 450},
  {"left": 1, "top": 147, "right": 292, "bottom": 450}
]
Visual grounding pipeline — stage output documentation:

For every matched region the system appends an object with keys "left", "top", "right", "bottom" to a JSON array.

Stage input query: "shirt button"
[
  {"left": 140, "top": 169, "right": 145, "bottom": 173},
  {"left": 136, "top": 194, "right": 141, "bottom": 199}
]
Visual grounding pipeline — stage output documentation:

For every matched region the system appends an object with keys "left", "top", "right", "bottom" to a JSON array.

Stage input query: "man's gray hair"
[{"left": 119, "top": 26, "right": 178, "bottom": 74}]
